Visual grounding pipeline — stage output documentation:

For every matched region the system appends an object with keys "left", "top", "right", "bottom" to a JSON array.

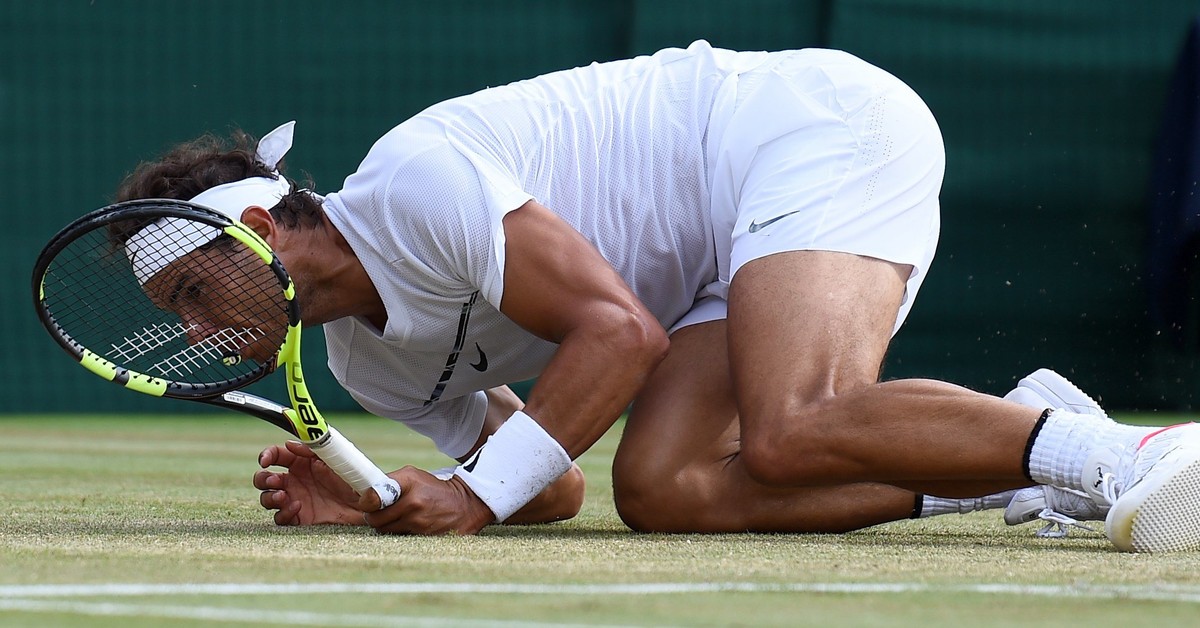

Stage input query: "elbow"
[
  {"left": 553, "top": 464, "right": 587, "bottom": 520},
  {"left": 618, "top": 307, "right": 669, "bottom": 373},
  {"left": 640, "top": 319, "right": 670, "bottom": 368},
  {"left": 503, "top": 463, "right": 585, "bottom": 525},
  {"left": 529, "top": 464, "right": 587, "bottom": 523}
]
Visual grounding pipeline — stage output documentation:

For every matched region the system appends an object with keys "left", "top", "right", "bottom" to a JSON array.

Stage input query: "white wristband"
[{"left": 452, "top": 410, "right": 573, "bottom": 523}]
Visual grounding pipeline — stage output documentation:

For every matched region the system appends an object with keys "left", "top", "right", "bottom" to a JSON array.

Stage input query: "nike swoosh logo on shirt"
[
  {"left": 748, "top": 209, "right": 804, "bottom": 233},
  {"left": 470, "top": 343, "right": 488, "bottom": 372}
]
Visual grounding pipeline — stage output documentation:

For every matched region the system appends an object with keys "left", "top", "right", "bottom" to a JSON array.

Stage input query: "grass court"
[{"left": 3, "top": 413, "right": 1200, "bottom": 627}]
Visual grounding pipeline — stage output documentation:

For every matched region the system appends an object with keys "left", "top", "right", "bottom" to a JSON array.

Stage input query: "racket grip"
[{"left": 309, "top": 427, "right": 402, "bottom": 509}]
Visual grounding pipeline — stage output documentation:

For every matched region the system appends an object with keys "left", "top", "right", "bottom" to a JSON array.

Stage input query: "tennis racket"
[{"left": 32, "top": 198, "right": 401, "bottom": 508}]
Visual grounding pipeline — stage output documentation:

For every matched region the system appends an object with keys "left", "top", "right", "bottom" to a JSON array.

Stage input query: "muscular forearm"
[
  {"left": 521, "top": 308, "right": 669, "bottom": 458},
  {"left": 497, "top": 199, "right": 670, "bottom": 460}
]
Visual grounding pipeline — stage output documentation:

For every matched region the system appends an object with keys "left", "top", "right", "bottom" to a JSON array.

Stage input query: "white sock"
[
  {"left": 1026, "top": 410, "right": 1149, "bottom": 491},
  {"left": 918, "top": 490, "right": 1018, "bottom": 518}
]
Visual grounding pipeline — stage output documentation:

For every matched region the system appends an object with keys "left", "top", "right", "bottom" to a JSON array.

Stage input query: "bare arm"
[
  {"left": 359, "top": 200, "right": 665, "bottom": 534},
  {"left": 498, "top": 200, "right": 669, "bottom": 458}
]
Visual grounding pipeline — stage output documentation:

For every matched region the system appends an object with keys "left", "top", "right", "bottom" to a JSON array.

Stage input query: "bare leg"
[
  {"left": 613, "top": 321, "right": 916, "bottom": 533},
  {"left": 728, "top": 250, "right": 1040, "bottom": 494}
]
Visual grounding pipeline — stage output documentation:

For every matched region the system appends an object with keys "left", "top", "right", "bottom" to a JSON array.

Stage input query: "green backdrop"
[{"left": 5, "top": 1, "right": 1200, "bottom": 413}]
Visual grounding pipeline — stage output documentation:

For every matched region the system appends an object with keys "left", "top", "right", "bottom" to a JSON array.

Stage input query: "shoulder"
[
  {"left": 355, "top": 119, "right": 478, "bottom": 197},
  {"left": 349, "top": 115, "right": 530, "bottom": 227},
  {"left": 333, "top": 120, "right": 488, "bottom": 226},
  {"left": 328, "top": 121, "right": 512, "bottom": 289}
]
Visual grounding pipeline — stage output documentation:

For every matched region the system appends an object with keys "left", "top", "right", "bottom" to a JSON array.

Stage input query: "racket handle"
[{"left": 309, "top": 427, "right": 402, "bottom": 509}]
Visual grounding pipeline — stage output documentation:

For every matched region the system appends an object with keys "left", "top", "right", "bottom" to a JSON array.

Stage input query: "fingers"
[
  {"left": 258, "top": 485, "right": 286, "bottom": 509},
  {"left": 273, "top": 498, "right": 302, "bottom": 526},
  {"left": 284, "top": 440, "right": 318, "bottom": 458},
  {"left": 258, "top": 441, "right": 318, "bottom": 470},
  {"left": 258, "top": 445, "right": 294, "bottom": 469},
  {"left": 254, "top": 442, "right": 366, "bottom": 527},
  {"left": 361, "top": 466, "right": 420, "bottom": 527},
  {"left": 359, "top": 467, "right": 490, "bottom": 535},
  {"left": 253, "top": 458, "right": 300, "bottom": 526},
  {"left": 256, "top": 484, "right": 301, "bottom": 525},
  {"left": 252, "top": 469, "right": 284, "bottom": 491}
]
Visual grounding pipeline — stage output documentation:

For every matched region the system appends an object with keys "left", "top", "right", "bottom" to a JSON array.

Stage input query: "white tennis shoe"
[
  {"left": 1002, "top": 368, "right": 1107, "bottom": 419},
  {"left": 1002, "top": 369, "right": 1200, "bottom": 551},
  {"left": 1003, "top": 485, "right": 1105, "bottom": 538},
  {"left": 1088, "top": 423, "right": 1200, "bottom": 552},
  {"left": 1002, "top": 369, "right": 1110, "bottom": 538}
]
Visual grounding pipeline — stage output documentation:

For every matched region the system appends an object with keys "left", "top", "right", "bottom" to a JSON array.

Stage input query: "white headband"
[{"left": 125, "top": 121, "right": 297, "bottom": 285}]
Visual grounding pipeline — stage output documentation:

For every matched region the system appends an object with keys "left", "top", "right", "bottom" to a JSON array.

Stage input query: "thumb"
[{"left": 357, "top": 487, "right": 384, "bottom": 512}]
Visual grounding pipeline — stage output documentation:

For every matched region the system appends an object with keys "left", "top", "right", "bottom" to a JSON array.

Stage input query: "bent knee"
[
  {"left": 738, "top": 401, "right": 845, "bottom": 487},
  {"left": 612, "top": 457, "right": 719, "bottom": 532},
  {"left": 612, "top": 453, "right": 667, "bottom": 531},
  {"left": 613, "top": 475, "right": 701, "bottom": 533},
  {"left": 739, "top": 438, "right": 825, "bottom": 487}
]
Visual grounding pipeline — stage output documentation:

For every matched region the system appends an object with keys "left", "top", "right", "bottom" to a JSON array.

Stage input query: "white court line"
[
  {"left": 0, "top": 598, "right": 632, "bottom": 628},
  {"left": 2, "top": 581, "right": 1200, "bottom": 603},
  {"left": 3, "top": 582, "right": 1199, "bottom": 627}
]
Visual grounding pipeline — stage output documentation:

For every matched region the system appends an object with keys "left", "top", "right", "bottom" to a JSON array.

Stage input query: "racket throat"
[{"left": 283, "top": 350, "right": 331, "bottom": 442}]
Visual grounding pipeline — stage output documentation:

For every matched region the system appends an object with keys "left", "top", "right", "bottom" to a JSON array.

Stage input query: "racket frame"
[
  {"left": 33, "top": 200, "right": 285, "bottom": 399},
  {"left": 32, "top": 198, "right": 401, "bottom": 505}
]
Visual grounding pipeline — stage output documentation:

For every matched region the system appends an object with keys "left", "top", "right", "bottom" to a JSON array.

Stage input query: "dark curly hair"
[{"left": 109, "top": 128, "right": 324, "bottom": 246}]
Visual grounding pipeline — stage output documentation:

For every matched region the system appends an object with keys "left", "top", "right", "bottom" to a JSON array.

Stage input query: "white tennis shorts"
[{"left": 672, "top": 49, "right": 945, "bottom": 336}]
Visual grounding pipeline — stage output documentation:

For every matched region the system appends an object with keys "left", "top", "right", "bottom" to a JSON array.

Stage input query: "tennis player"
[{"left": 116, "top": 41, "right": 1200, "bottom": 551}]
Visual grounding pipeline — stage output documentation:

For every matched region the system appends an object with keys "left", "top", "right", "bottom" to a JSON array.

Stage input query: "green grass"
[{"left": 2, "top": 413, "right": 1200, "bottom": 627}]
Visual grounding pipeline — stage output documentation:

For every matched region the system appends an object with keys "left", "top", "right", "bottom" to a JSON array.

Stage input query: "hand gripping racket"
[{"left": 32, "top": 198, "right": 401, "bottom": 508}]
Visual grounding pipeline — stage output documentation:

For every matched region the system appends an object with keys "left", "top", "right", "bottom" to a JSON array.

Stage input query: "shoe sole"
[{"left": 1106, "top": 453, "right": 1200, "bottom": 552}]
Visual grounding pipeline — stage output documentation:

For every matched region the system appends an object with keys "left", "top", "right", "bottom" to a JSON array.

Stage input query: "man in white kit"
[{"left": 114, "top": 41, "right": 1200, "bottom": 551}]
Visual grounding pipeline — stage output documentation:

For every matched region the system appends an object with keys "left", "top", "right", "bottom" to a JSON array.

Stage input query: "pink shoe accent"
[{"left": 1138, "top": 423, "right": 1193, "bottom": 450}]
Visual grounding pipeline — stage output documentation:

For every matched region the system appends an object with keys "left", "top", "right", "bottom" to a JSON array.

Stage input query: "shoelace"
[
  {"left": 1095, "top": 470, "right": 1122, "bottom": 507},
  {"left": 1032, "top": 484, "right": 1112, "bottom": 539},
  {"left": 1033, "top": 507, "right": 1099, "bottom": 538},
  {"left": 1032, "top": 425, "right": 1195, "bottom": 540}
]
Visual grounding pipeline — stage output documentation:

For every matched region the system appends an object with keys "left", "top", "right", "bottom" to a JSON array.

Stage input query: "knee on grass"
[{"left": 611, "top": 459, "right": 725, "bottom": 532}]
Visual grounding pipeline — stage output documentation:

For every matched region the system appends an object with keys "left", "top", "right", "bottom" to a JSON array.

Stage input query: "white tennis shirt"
[{"left": 321, "top": 41, "right": 771, "bottom": 457}]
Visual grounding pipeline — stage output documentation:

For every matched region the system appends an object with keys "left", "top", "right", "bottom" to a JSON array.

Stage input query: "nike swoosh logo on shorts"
[
  {"left": 748, "top": 210, "right": 803, "bottom": 233},
  {"left": 470, "top": 343, "right": 488, "bottom": 372}
]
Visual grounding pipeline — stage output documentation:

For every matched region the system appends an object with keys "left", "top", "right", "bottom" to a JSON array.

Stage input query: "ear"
[{"left": 238, "top": 206, "right": 277, "bottom": 245}]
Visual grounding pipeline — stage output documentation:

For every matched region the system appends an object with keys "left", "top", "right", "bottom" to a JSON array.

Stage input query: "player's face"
[{"left": 143, "top": 243, "right": 288, "bottom": 364}]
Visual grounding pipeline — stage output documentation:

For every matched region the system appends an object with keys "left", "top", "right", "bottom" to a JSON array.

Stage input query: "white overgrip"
[{"left": 308, "top": 426, "right": 401, "bottom": 509}]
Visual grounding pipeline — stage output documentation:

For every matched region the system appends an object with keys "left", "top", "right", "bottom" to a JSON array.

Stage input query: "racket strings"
[
  {"left": 150, "top": 325, "right": 264, "bottom": 377},
  {"left": 106, "top": 321, "right": 193, "bottom": 362},
  {"left": 42, "top": 214, "right": 289, "bottom": 389},
  {"left": 105, "top": 322, "right": 266, "bottom": 376}
]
